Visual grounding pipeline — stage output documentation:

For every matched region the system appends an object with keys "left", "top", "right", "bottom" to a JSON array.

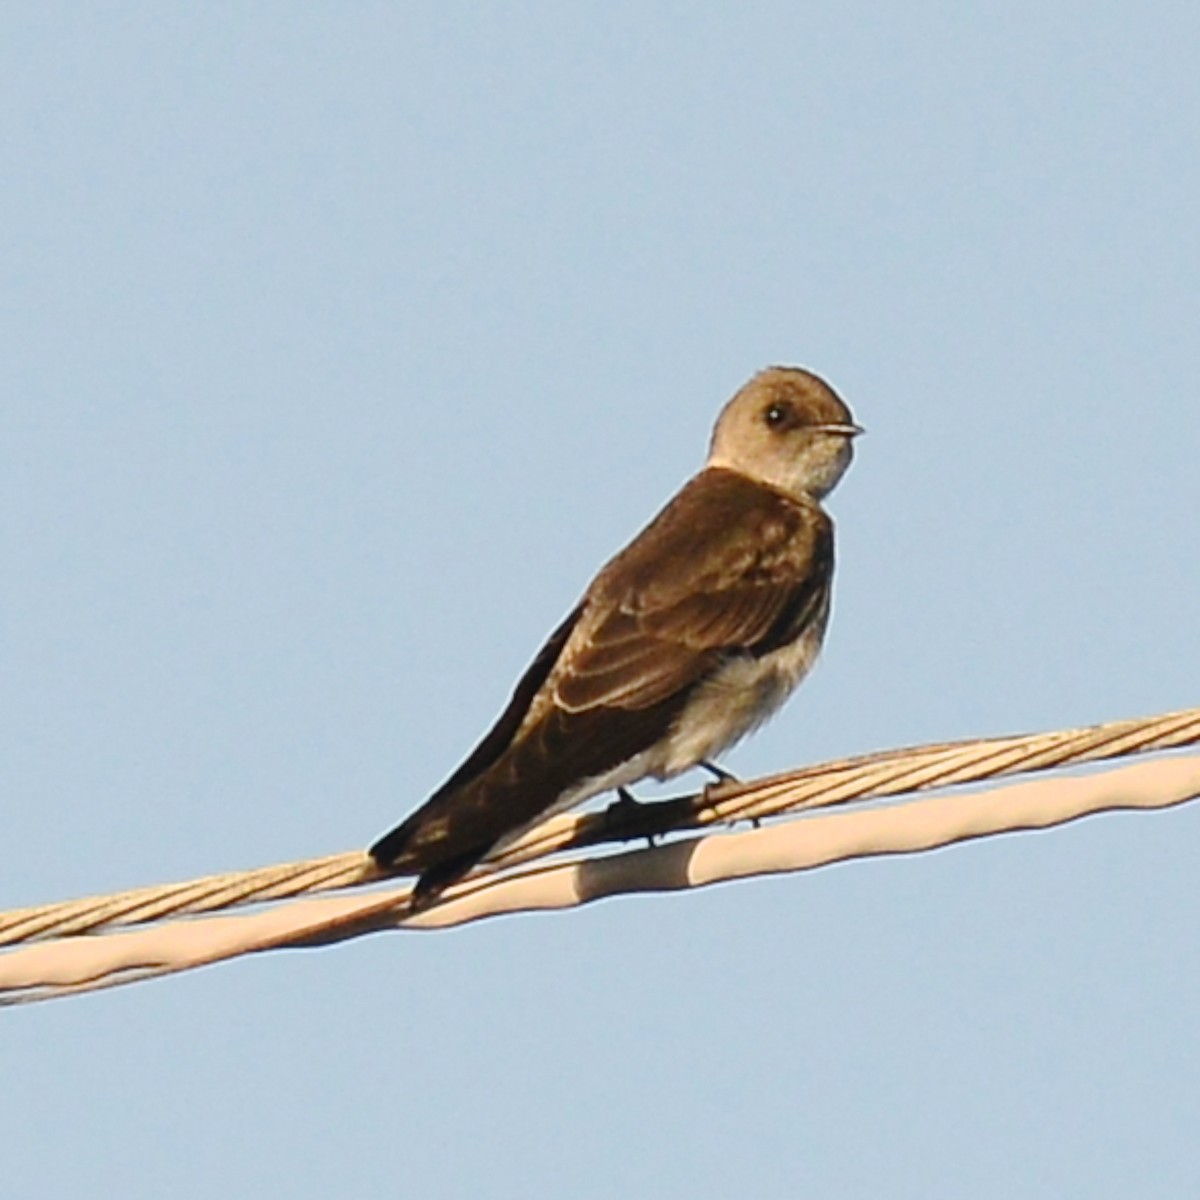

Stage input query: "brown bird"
[{"left": 370, "top": 366, "right": 861, "bottom": 900}]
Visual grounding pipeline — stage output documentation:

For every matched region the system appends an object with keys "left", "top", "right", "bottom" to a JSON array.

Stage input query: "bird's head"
[{"left": 707, "top": 366, "right": 861, "bottom": 500}]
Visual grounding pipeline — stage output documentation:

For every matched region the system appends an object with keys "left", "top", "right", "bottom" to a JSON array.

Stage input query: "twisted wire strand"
[
  {"left": 721, "top": 705, "right": 1200, "bottom": 820},
  {"left": 2, "top": 704, "right": 1197, "bottom": 952}
]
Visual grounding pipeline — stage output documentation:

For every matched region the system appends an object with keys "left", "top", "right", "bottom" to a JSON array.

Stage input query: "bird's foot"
[{"left": 603, "top": 788, "right": 658, "bottom": 846}]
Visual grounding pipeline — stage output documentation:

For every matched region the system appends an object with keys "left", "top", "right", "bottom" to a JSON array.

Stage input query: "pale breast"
[{"left": 653, "top": 598, "right": 831, "bottom": 778}]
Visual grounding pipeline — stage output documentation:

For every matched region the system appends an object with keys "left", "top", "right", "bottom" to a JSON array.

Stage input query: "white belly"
[{"left": 654, "top": 608, "right": 829, "bottom": 777}]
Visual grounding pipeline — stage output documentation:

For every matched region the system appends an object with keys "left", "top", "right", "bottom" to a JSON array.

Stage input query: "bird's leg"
[
  {"left": 602, "top": 787, "right": 658, "bottom": 846},
  {"left": 700, "top": 760, "right": 739, "bottom": 784}
]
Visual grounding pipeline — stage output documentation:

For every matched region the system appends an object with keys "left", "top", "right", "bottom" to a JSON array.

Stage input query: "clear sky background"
[{"left": 3, "top": 4, "right": 1198, "bottom": 1197}]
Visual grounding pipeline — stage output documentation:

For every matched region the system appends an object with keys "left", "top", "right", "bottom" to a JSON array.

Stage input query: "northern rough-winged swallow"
[{"left": 370, "top": 366, "right": 861, "bottom": 901}]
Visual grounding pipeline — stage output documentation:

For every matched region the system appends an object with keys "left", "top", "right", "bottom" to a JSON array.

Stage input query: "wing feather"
[{"left": 550, "top": 469, "right": 831, "bottom": 712}]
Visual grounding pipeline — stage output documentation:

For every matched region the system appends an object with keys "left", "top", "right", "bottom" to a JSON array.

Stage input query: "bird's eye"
[{"left": 764, "top": 402, "right": 789, "bottom": 428}]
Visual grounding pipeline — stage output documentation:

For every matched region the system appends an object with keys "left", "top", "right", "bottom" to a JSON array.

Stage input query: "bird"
[{"left": 370, "top": 366, "right": 861, "bottom": 902}]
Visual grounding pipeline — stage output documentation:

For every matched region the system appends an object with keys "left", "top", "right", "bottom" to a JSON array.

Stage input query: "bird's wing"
[
  {"left": 370, "top": 468, "right": 831, "bottom": 879},
  {"left": 548, "top": 467, "right": 832, "bottom": 713}
]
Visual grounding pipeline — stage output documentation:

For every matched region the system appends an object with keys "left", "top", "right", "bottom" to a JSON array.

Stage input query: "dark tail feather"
[
  {"left": 370, "top": 816, "right": 493, "bottom": 908},
  {"left": 410, "top": 849, "right": 489, "bottom": 906}
]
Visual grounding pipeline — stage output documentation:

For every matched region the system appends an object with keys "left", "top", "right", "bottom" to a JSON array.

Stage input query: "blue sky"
[{"left": 3, "top": 4, "right": 1198, "bottom": 1196}]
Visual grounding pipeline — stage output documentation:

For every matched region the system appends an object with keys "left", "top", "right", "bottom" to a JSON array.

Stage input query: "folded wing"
[{"left": 369, "top": 467, "right": 832, "bottom": 889}]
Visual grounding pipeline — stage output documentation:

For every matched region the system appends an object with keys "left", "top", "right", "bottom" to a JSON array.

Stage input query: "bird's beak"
[{"left": 820, "top": 422, "right": 865, "bottom": 438}]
